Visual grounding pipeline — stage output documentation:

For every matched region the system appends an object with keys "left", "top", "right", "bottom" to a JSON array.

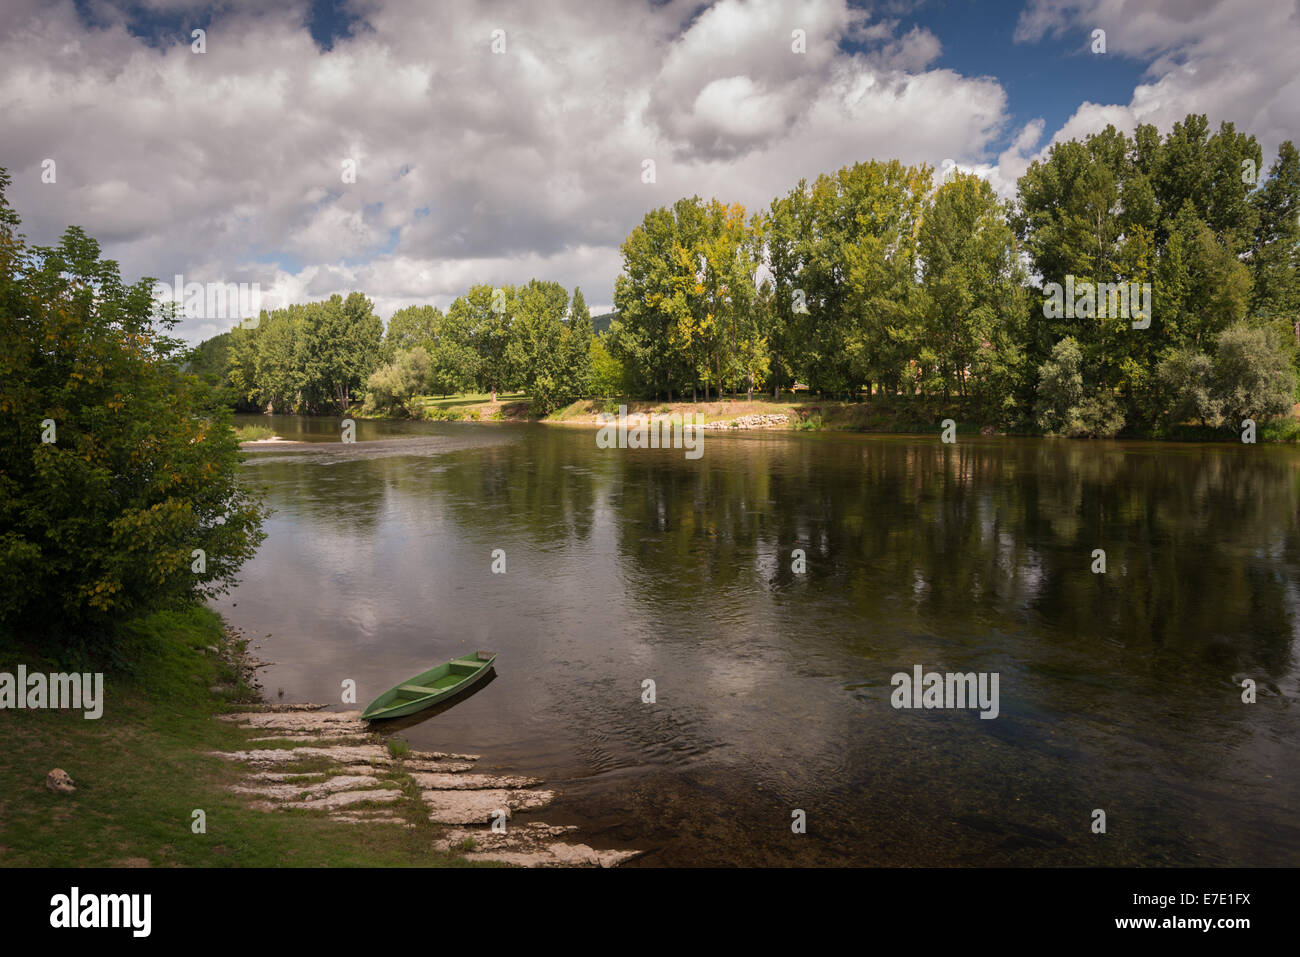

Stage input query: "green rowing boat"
[{"left": 360, "top": 651, "right": 497, "bottom": 721}]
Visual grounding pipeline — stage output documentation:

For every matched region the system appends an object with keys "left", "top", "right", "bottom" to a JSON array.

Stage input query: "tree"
[
  {"left": 564, "top": 287, "right": 595, "bottom": 401},
  {"left": 1211, "top": 322, "right": 1296, "bottom": 425},
  {"left": 384, "top": 304, "right": 442, "bottom": 359},
  {"left": 507, "top": 279, "right": 571, "bottom": 414},
  {"left": 301, "top": 292, "right": 383, "bottom": 411},
  {"left": 450, "top": 283, "right": 515, "bottom": 401},
  {"left": 1035, "top": 337, "right": 1125, "bottom": 437},
  {"left": 589, "top": 337, "right": 627, "bottom": 398},
  {"left": 919, "top": 172, "right": 1031, "bottom": 422},
  {"left": 1248, "top": 141, "right": 1300, "bottom": 323},
  {"left": 0, "top": 168, "right": 267, "bottom": 649},
  {"left": 361, "top": 346, "right": 432, "bottom": 417},
  {"left": 1155, "top": 346, "right": 1218, "bottom": 426}
]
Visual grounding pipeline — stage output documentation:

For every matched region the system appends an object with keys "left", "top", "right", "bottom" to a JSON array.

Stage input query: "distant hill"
[{"left": 591, "top": 311, "right": 617, "bottom": 336}]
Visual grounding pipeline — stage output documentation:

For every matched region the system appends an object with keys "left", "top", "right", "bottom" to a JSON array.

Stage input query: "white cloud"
[
  {"left": 1010, "top": 0, "right": 1300, "bottom": 185},
  {"left": 0, "top": 0, "right": 1123, "bottom": 343}
]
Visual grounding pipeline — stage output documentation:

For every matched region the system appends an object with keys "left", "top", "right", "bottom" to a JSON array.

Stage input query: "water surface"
[{"left": 216, "top": 415, "right": 1300, "bottom": 865}]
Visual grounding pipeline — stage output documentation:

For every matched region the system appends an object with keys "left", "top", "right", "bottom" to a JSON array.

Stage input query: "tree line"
[
  {"left": 190, "top": 112, "right": 1300, "bottom": 436},
  {"left": 607, "top": 113, "right": 1300, "bottom": 435},
  {"left": 194, "top": 282, "right": 596, "bottom": 416}
]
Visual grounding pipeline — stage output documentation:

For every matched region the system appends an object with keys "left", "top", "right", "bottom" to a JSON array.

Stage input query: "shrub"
[
  {"left": 1211, "top": 322, "right": 1297, "bottom": 425},
  {"left": 0, "top": 169, "right": 267, "bottom": 649},
  {"left": 234, "top": 424, "right": 275, "bottom": 442},
  {"left": 1035, "top": 338, "right": 1126, "bottom": 437},
  {"left": 361, "top": 347, "right": 431, "bottom": 417}
]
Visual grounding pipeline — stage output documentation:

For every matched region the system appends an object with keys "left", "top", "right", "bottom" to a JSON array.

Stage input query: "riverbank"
[
  {"left": 0, "top": 607, "right": 475, "bottom": 867},
  {"left": 323, "top": 393, "right": 1300, "bottom": 441}
]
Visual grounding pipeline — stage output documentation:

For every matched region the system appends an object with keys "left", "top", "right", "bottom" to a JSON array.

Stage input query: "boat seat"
[{"left": 398, "top": 684, "right": 441, "bottom": 695}]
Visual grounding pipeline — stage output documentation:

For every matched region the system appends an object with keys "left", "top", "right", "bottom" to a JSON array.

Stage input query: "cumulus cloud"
[
  {"left": 24, "top": 0, "right": 1283, "bottom": 343},
  {"left": 1011, "top": 0, "right": 1300, "bottom": 179}
]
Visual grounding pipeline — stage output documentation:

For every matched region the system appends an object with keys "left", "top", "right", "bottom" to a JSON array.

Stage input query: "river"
[{"left": 216, "top": 414, "right": 1300, "bottom": 865}]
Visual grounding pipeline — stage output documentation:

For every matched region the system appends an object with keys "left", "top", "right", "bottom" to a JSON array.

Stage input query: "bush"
[
  {"left": 361, "top": 346, "right": 431, "bottom": 417},
  {"left": 1212, "top": 322, "right": 1296, "bottom": 425},
  {"left": 0, "top": 168, "right": 267, "bottom": 649},
  {"left": 234, "top": 424, "right": 275, "bottom": 442},
  {"left": 1154, "top": 323, "right": 1296, "bottom": 431},
  {"left": 1156, "top": 347, "right": 1219, "bottom": 425},
  {"left": 1035, "top": 338, "right": 1126, "bottom": 437}
]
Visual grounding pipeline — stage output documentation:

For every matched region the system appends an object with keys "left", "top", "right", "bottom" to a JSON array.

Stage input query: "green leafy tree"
[
  {"left": 361, "top": 346, "right": 432, "bottom": 416},
  {"left": 450, "top": 283, "right": 516, "bottom": 401},
  {"left": 589, "top": 337, "right": 628, "bottom": 398},
  {"left": 507, "top": 279, "right": 571, "bottom": 414},
  {"left": 1155, "top": 346, "right": 1218, "bottom": 425},
  {"left": 1211, "top": 322, "right": 1297, "bottom": 425},
  {"left": 384, "top": 304, "right": 443, "bottom": 360},
  {"left": 919, "top": 172, "right": 1032, "bottom": 422},
  {"left": 1035, "top": 337, "right": 1125, "bottom": 437},
  {"left": 0, "top": 168, "right": 267, "bottom": 649}
]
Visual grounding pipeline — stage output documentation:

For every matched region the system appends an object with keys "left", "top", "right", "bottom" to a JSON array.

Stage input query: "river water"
[{"left": 216, "top": 414, "right": 1300, "bottom": 865}]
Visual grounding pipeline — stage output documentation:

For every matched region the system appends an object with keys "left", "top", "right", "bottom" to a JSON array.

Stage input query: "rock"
[
  {"left": 409, "top": 772, "right": 541, "bottom": 790},
  {"left": 406, "top": 749, "right": 480, "bottom": 762},
  {"left": 402, "top": 759, "right": 477, "bottom": 773},
  {"left": 421, "top": 787, "right": 555, "bottom": 824},
  {"left": 236, "top": 703, "right": 328, "bottom": 713},
  {"left": 282, "top": 788, "right": 404, "bottom": 811},
  {"left": 434, "top": 823, "right": 642, "bottom": 868},
  {"left": 45, "top": 769, "right": 75, "bottom": 794},
  {"left": 244, "top": 765, "right": 380, "bottom": 782},
  {"left": 228, "top": 774, "right": 387, "bottom": 800},
  {"left": 702, "top": 413, "right": 790, "bottom": 430},
  {"left": 212, "top": 744, "right": 392, "bottom": 765}
]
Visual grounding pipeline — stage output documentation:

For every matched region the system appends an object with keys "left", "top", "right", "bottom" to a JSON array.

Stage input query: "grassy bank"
[
  {"left": 549, "top": 395, "right": 993, "bottom": 433},
  {"left": 345, "top": 389, "right": 1300, "bottom": 440},
  {"left": 0, "top": 606, "right": 474, "bottom": 867}
]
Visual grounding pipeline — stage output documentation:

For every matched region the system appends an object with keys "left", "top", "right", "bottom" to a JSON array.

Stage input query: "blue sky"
[{"left": 901, "top": 0, "right": 1149, "bottom": 154}]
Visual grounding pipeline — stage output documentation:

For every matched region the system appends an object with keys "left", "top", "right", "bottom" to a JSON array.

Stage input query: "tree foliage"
[{"left": 0, "top": 169, "right": 266, "bottom": 648}]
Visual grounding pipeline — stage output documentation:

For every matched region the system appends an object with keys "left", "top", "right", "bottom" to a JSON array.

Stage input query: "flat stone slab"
[
  {"left": 273, "top": 788, "right": 404, "bottom": 811},
  {"left": 333, "top": 809, "right": 412, "bottom": 826},
  {"left": 229, "top": 774, "right": 386, "bottom": 800},
  {"left": 407, "top": 750, "right": 480, "bottom": 762},
  {"left": 410, "top": 772, "right": 541, "bottom": 790},
  {"left": 247, "top": 734, "right": 373, "bottom": 743},
  {"left": 222, "top": 711, "right": 367, "bottom": 732},
  {"left": 233, "top": 703, "right": 328, "bottom": 713},
  {"left": 402, "top": 759, "right": 477, "bottom": 773},
  {"left": 421, "top": 788, "right": 555, "bottom": 824},
  {"left": 433, "top": 823, "right": 642, "bottom": 868},
  {"left": 213, "top": 745, "right": 392, "bottom": 765},
  {"left": 244, "top": 765, "right": 380, "bottom": 782}
]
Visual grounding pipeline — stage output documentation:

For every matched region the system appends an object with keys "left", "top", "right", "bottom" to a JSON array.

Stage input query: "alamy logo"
[
  {"left": 151, "top": 273, "right": 261, "bottom": 324},
  {"left": 890, "top": 665, "right": 1000, "bottom": 719},
  {"left": 49, "top": 887, "right": 151, "bottom": 937},
  {"left": 1042, "top": 275, "right": 1151, "bottom": 329},
  {"left": 596, "top": 405, "right": 704, "bottom": 460},
  {"left": 0, "top": 667, "right": 103, "bottom": 719}
]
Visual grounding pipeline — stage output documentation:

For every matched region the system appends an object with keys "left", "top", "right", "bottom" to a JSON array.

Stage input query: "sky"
[{"left": 1, "top": 0, "right": 1297, "bottom": 344}]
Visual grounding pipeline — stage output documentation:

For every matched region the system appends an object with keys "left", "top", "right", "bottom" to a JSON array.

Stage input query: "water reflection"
[{"left": 218, "top": 421, "right": 1300, "bottom": 865}]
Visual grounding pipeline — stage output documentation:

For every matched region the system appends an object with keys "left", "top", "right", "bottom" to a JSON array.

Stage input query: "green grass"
[
  {"left": 418, "top": 391, "right": 527, "bottom": 410},
  {"left": 0, "top": 606, "right": 481, "bottom": 867},
  {"left": 234, "top": 424, "right": 275, "bottom": 442}
]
